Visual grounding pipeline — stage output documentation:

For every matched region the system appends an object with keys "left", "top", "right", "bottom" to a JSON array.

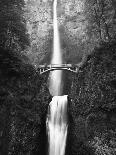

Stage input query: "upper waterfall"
[
  {"left": 52, "top": 0, "right": 62, "bottom": 64},
  {"left": 48, "top": 0, "right": 63, "bottom": 96}
]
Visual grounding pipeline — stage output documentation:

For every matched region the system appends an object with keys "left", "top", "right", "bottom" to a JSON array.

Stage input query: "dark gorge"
[{"left": 0, "top": 0, "right": 116, "bottom": 155}]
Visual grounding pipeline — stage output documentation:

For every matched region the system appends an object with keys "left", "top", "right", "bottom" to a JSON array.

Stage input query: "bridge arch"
[
  {"left": 37, "top": 64, "right": 80, "bottom": 75},
  {"left": 39, "top": 68, "right": 79, "bottom": 75}
]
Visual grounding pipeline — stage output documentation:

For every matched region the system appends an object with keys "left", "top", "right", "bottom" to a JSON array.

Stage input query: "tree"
[
  {"left": 0, "top": 0, "right": 29, "bottom": 51},
  {"left": 85, "top": 0, "right": 116, "bottom": 44}
]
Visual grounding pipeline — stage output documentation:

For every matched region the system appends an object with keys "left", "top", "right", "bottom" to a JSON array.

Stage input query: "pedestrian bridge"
[{"left": 37, "top": 64, "right": 81, "bottom": 74}]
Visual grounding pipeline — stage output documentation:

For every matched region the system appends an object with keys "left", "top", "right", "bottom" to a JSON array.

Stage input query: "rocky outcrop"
[
  {"left": 68, "top": 42, "right": 116, "bottom": 155},
  {"left": 0, "top": 47, "right": 51, "bottom": 155}
]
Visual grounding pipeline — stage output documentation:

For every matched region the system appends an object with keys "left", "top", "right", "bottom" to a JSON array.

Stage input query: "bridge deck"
[
  {"left": 37, "top": 64, "right": 81, "bottom": 74},
  {"left": 38, "top": 64, "right": 79, "bottom": 68}
]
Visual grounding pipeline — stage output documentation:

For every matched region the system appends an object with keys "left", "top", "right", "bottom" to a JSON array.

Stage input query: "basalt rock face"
[
  {"left": 24, "top": 0, "right": 88, "bottom": 65},
  {"left": 0, "top": 47, "right": 51, "bottom": 155},
  {"left": 24, "top": 0, "right": 116, "bottom": 66},
  {"left": 0, "top": 74, "right": 51, "bottom": 155},
  {"left": 68, "top": 42, "right": 116, "bottom": 155}
]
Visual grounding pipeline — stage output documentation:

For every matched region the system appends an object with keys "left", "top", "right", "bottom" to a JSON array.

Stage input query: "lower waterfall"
[{"left": 46, "top": 95, "right": 68, "bottom": 155}]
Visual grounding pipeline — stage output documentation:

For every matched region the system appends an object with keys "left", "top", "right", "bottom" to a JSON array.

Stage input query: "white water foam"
[{"left": 46, "top": 95, "right": 68, "bottom": 155}]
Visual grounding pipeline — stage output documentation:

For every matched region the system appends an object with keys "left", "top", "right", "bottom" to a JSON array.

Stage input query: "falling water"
[
  {"left": 48, "top": 0, "right": 62, "bottom": 96},
  {"left": 46, "top": 96, "right": 68, "bottom": 155},
  {"left": 46, "top": 0, "right": 68, "bottom": 155}
]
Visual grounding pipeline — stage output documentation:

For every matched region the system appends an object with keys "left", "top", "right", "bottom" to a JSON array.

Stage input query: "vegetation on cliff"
[
  {"left": 0, "top": 0, "right": 51, "bottom": 154},
  {"left": 69, "top": 41, "right": 116, "bottom": 155},
  {"left": 0, "top": 0, "right": 116, "bottom": 155}
]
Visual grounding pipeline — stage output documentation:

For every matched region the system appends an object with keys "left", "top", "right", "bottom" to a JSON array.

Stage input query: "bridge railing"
[
  {"left": 38, "top": 64, "right": 79, "bottom": 68},
  {"left": 37, "top": 63, "right": 82, "bottom": 74}
]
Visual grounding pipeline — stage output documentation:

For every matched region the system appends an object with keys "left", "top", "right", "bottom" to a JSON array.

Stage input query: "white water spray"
[
  {"left": 46, "top": 96, "right": 68, "bottom": 155},
  {"left": 46, "top": 1, "right": 68, "bottom": 155},
  {"left": 52, "top": 0, "right": 62, "bottom": 64},
  {"left": 49, "top": 0, "right": 63, "bottom": 96}
]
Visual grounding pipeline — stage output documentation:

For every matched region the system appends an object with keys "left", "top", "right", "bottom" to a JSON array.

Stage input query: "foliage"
[
  {"left": 89, "top": 133, "right": 116, "bottom": 155},
  {"left": 0, "top": 0, "right": 29, "bottom": 51},
  {"left": 0, "top": 1, "right": 51, "bottom": 154},
  {"left": 1, "top": 0, "right": 116, "bottom": 154},
  {"left": 24, "top": 0, "right": 52, "bottom": 65},
  {"left": 69, "top": 41, "right": 116, "bottom": 154},
  {"left": 70, "top": 42, "right": 116, "bottom": 116},
  {"left": 0, "top": 46, "right": 51, "bottom": 154},
  {"left": 85, "top": 0, "right": 116, "bottom": 44}
]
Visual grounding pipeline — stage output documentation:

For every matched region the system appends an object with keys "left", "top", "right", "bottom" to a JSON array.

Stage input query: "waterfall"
[
  {"left": 46, "top": 96, "right": 68, "bottom": 155},
  {"left": 48, "top": 0, "right": 62, "bottom": 96},
  {"left": 52, "top": 0, "right": 62, "bottom": 64},
  {"left": 46, "top": 1, "right": 68, "bottom": 155}
]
